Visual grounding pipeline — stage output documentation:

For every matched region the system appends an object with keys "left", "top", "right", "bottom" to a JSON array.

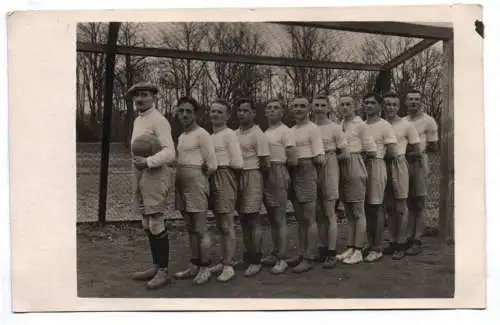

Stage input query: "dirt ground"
[{"left": 77, "top": 220, "right": 454, "bottom": 299}]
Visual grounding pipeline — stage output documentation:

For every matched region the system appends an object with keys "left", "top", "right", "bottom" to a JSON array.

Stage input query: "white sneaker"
[
  {"left": 336, "top": 248, "right": 354, "bottom": 261},
  {"left": 192, "top": 266, "right": 211, "bottom": 285},
  {"left": 217, "top": 265, "right": 235, "bottom": 282},
  {"left": 208, "top": 263, "right": 224, "bottom": 274},
  {"left": 244, "top": 264, "right": 262, "bottom": 277},
  {"left": 270, "top": 259, "right": 288, "bottom": 275},
  {"left": 365, "top": 250, "right": 383, "bottom": 263},
  {"left": 174, "top": 263, "right": 199, "bottom": 279},
  {"left": 342, "top": 249, "right": 363, "bottom": 264},
  {"left": 146, "top": 267, "right": 171, "bottom": 289}
]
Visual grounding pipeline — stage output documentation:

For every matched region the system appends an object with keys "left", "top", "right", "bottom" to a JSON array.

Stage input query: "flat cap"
[{"left": 126, "top": 82, "right": 159, "bottom": 97}]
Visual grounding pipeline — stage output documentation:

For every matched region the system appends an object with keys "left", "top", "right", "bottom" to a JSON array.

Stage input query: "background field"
[{"left": 76, "top": 142, "right": 452, "bottom": 299}]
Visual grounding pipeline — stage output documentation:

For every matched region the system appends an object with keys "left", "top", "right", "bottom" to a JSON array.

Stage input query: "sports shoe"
[
  {"left": 216, "top": 265, "right": 236, "bottom": 283},
  {"left": 244, "top": 264, "right": 262, "bottom": 277},
  {"left": 192, "top": 267, "right": 211, "bottom": 285},
  {"left": 146, "top": 267, "right": 171, "bottom": 290},
  {"left": 208, "top": 263, "right": 224, "bottom": 274},
  {"left": 342, "top": 249, "right": 363, "bottom": 264},
  {"left": 392, "top": 249, "right": 405, "bottom": 260},
  {"left": 336, "top": 248, "right": 354, "bottom": 261},
  {"left": 364, "top": 250, "right": 383, "bottom": 263},
  {"left": 261, "top": 254, "right": 278, "bottom": 267},
  {"left": 174, "top": 263, "right": 199, "bottom": 279},
  {"left": 132, "top": 265, "right": 158, "bottom": 281},
  {"left": 285, "top": 256, "right": 302, "bottom": 267},
  {"left": 270, "top": 259, "right": 288, "bottom": 275},
  {"left": 383, "top": 243, "right": 395, "bottom": 255},
  {"left": 406, "top": 239, "right": 423, "bottom": 256},
  {"left": 322, "top": 256, "right": 338, "bottom": 269},
  {"left": 292, "top": 259, "right": 314, "bottom": 273}
]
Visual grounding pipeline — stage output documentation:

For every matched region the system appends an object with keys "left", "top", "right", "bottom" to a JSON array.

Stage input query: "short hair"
[
  {"left": 211, "top": 99, "right": 231, "bottom": 114},
  {"left": 363, "top": 92, "right": 383, "bottom": 104},
  {"left": 235, "top": 97, "right": 256, "bottom": 111},
  {"left": 313, "top": 95, "right": 329, "bottom": 101},
  {"left": 406, "top": 89, "right": 422, "bottom": 96},
  {"left": 177, "top": 96, "right": 200, "bottom": 112},
  {"left": 293, "top": 95, "right": 310, "bottom": 103},
  {"left": 267, "top": 98, "right": 284, "bottom": 107},
  {"left": 339, "top": 93, "right": 354, "bottom": 100},
  {"left": 383, "top": 91, "right": 399, "bottom": 99}
]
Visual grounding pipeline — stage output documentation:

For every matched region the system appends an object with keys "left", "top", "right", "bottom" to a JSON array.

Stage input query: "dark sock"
[
  {"left": 254, "top": 252, "right": 263, "bottom": 265},
  {"left": 152, "top": 230, "right": 170, "bottom": 268},
  {"left": 327, "top": 249, "right": 337, "bottom": 257},
  {"left": 243, "top": 252, "right": 250, "bottom": 263},
  {"left": 190, "top": 258, "right": 201, "bottom": 266},
  {"left": 145, "top": 230, "right": 159, "bottom": 265},
  {"left": 318, "top": 246, "right": 328, "bottom": 258}
]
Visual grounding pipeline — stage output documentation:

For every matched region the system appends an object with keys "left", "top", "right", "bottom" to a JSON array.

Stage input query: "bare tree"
[
  {"left": 77, "top": 23, "right": 108, "bottom": 136},
  {"left": 280, "top": 26, "right": 353, "bottom": 99},
  {"left": 159, "top": 23, "right": 209, "bottom": 99},
  {"left": 359, "top": 35, "right": 443, "bottom": 119},
  {"left": 205, "top": 23, "right": 267, "bottom": 103}
]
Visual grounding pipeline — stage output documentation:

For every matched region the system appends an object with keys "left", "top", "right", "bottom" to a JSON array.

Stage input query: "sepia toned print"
[
  {"left": 7, "top": 5, "right": 485, "bottom": 312},
  {"left": 76, "top": 20, "right": 454, "bottom": 298}
]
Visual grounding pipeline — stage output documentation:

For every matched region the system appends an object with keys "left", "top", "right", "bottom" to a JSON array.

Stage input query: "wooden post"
[
  {"left": 98, "top": 22, "right": 121, "bottom": 224},
  {"left": 439, "top": 39, "right": 454, "bottom": 244}
]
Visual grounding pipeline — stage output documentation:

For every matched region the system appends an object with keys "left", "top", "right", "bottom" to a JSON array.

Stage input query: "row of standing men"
[{"left": 127, "top": 82, "right": 439, "bottom": 290}]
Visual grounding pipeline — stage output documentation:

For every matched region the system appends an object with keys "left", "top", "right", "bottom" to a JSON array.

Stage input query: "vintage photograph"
[{"left": 75, "top": 21, "right": 455, "bottom": 299}]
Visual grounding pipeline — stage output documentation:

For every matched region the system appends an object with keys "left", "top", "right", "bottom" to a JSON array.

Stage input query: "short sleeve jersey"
[
  {"left": 403, "top": 113, "right": 439, "bottom": 152},
  {"left": 341, "top": 116, "right": 377, "bottom": 154},
  {"left": 211, "top": 127, "right": 243, "bottom": 169},
  {"left": 264, "top": 123, "right": 296, "bottom": 163},
  {"left": 366, "top": 118, "right": 398, "bottom": 159},
  {"left": 318, "top": 121, "right": 347, "bottom": 152},
  {"left": 177, "top": 126, "right": 218, "bottom": 170},
  {"left": 390, "top": 118, "right": 420, "bottom": 156},
  {"left": 236, "top": 125, "right": 270, "bottom": 170},
  {"left": 292, "top": 120, "right": 325, "bottom": 159}
]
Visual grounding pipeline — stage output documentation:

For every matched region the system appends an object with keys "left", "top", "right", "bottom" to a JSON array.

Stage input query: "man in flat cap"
[{"left": 128, "top": 82, "right": 177, "bottom": 290}]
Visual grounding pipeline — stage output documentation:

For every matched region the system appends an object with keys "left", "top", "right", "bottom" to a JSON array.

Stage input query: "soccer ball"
[{"left": 132, "top": 134, "right": 161, "bottom": 157}]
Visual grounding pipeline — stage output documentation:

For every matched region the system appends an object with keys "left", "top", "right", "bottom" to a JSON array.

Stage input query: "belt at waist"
[
  {"left": 325, "top": 149, "right": 337, "bottom": 154},
  {"left": 270, "top": 161, "right": 287, "bottom": 165},
  {"left": 177, "top": 164, "right": 203, "bottom": 169}
]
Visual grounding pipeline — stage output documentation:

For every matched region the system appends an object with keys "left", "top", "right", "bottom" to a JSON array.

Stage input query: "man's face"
[
  {"left": 363, "top": 96, "right": 381, "bottom": 117},
  {"left": 237, "top": 102, "right": 255, "bottom": 125},
  {"left": 383, "top": 97, "right": 400, "bottom": 118},
  {"left": 338, "top": 96, "right": 355, "bottom": 118},
  {"left": 133, "top": 90, "right": 154, "bottom": 112},
  {"left": 265, "top": 101, "right": 283, "bottom": 123},
  {"left": 209, "top": 102, "right": 229, "bottom": 127},
  {"left": 177, "top": 102, "right": 197, "bottom": 129},
  {"left": 405, "top": 92, "right": 422, "bottom": 114},
  {"left": 312, "top": 98, "right": 329, "bottom": 118},
  {"left": 292, "top": 98, "right": 309, "bottom": 121}
]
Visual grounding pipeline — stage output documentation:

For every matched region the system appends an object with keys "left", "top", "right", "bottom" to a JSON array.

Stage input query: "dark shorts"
[
  {"left": 386, "top": 155, "right": 409, "bottom": 200},
  {"left": 237, "top": 169, "right": 264, "bottom": 214},
  {"left": 175, "top": 166, "right": 209, "bottom": 213},
  {"left": 290, "top": 158, "right": 318, "bottom": 203},
  {"left": 339, "top": 153, "right": 367, "bottom": 203},
  {"left": 366, "top": 158, "right": 387, "bottom": 205},
  {"left": 318, "top": 151, "right": 340, "bottom": 200},
  {"left": 407, "top": 154, "right": 428, "bottom": 197},
  {"left": 133, "top": 165, "right": 175, "bottom": 216},
  {"left": 264, "top": 162, "right": 290, "bottom": 208},
  {"left": 209, "top": 167, "right": 237, "bottom": 214}
]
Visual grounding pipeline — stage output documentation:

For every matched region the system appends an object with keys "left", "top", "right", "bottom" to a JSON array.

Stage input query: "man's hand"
[
  {"left": 313, "top": 154, "right": 325, "bottom": 166},
  {"left": 134, "top": 156, "right": 148, "bottom": 170}
]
